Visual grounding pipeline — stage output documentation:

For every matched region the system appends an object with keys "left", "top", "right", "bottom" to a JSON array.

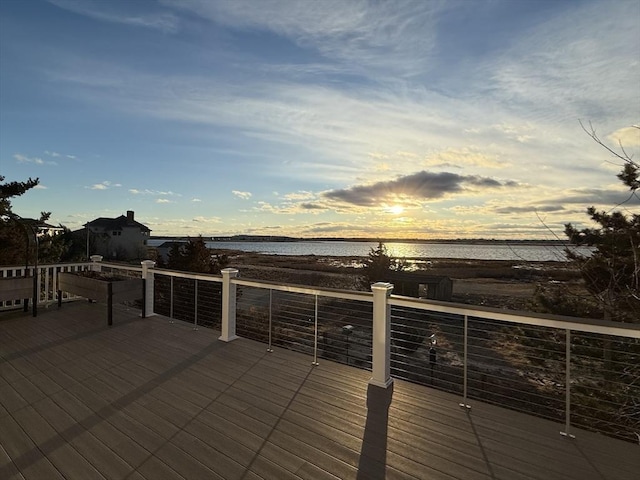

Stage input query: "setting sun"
[{"left": 388, "top": 205, "right": 405, "bottom": 214}]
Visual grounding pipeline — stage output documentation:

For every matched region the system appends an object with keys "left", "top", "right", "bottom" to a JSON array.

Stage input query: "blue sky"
[{"left": 1, "top": 0, "right": 638, "bottom": 239}]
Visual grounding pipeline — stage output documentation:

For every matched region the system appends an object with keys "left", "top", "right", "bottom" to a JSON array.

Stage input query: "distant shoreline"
[{"left": 151, "top": 235, "right": 568, "bottom": 246}]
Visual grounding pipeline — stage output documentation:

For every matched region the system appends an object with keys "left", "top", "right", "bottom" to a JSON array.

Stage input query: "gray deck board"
[{"left": 1, "top": 302, "right": 639, "bottom": 480}]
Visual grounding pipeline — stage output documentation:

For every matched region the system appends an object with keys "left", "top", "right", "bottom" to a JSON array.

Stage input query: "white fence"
[{"left": 0, "top": 257, "right": 144, "bottom": 312}]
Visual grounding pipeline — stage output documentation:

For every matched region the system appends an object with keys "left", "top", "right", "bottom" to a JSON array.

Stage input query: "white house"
[{"left": 84, "top": 210, "right": 151, "bottom": 260}]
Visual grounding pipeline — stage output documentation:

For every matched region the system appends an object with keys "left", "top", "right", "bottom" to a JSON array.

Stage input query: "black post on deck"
[
  {"left": 32, "top": 269, "right": 38, "bottom": 317},
  {"left": 107, "top": 282, "right": 113, "bottom": 326}
]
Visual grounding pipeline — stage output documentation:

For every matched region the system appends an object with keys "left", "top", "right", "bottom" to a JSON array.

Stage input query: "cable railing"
[
  {"left": 153, "top": 270, "right": 223, "bottom": 330},
  {"left": 569, "top": 330, "right": 639, "bottom": 441},
  {"left": 317, "top": 294, "right": 373, "bottom": 369},
  {"left": 1, "top": 260, "right": 638, "bottom": 443},
  {"left": 388, "top": 297, "right": 640, "bottom": 443},
  {"left": 227, "top": 274, "right": 639, "bottom": 443},
  {"left": 390, "top": 307, "right": 461, "bottom": 390},
  {"left": 234, "top": 277, "right": 373, "bottom": 366}
]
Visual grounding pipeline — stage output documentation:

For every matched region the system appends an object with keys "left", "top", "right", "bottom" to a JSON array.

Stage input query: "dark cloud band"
[{"left": 323, "top": 170, "right": 517, "bottom": 206}]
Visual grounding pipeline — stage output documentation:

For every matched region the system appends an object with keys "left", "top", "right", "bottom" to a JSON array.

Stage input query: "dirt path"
[{"left": 454, "top": 278, "right": 535, "bottom": 297}]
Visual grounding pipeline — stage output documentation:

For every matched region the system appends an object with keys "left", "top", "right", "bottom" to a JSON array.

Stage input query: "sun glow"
[{"left": 387, "top": 205, "right": 405, "bottom": 214}]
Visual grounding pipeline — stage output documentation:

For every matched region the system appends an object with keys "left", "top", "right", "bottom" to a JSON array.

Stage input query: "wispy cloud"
[
  {"left": 162, "top": 0, "right": 441, "bottom": 75},
  {"left": 47, "top": 0, "right": 179, "bottom": 33},
  {"left": 283, "top": 191, "right": 314, "bottom": 201},
  {"left": 299, "top": 203, "right": 325, "bottom": 211},
  {"left": 426, "top": 147, "right": 508, "bottom": 169},
  {"left": 44, "top": 150, "right": 78, "bottom": 160},
  {"left": 483, "top": 1, "right": 638, "bottom": 130},
  {"left": 192, "top": 216, "right": 221, "bottom": 223},
  {"left": 87, "top": 181, "right": 121, "bottom": 190},
  {"left": 546, "top": 188, "right": 640, "bottom": 207},
  {"left": 494, "top": 205, "right": 566, "bottom": 215},
  {"left": 14, "top": 153, "right": 57, "bottom": 166},
  {"left": 232, "top": 190, "right": 252, "bottom": 200},
  {"left": 129, "top": 188, "right": 181, "bottom": 197},
  {"left": 48, "top": 57, "right": 626, "bottom": 201},
  {"left": 609, "top": 127, "right": 640, "bottom": 148}
]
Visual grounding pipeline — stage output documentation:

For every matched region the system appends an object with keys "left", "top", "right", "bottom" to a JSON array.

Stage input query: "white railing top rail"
[
  {"left": 152, "top": 268, "right": 223, "bottom": 283},
  {"left": 2, "top": 262, "right": 638, "bottom": 339},
  {"left": 100, "top": 262, "right": 143, "bottom": 274},
  {"left": 234, "top": 277, "right": 373, "bottom": 303},
  {"left": 389, "top": 295, "right": 640, "bottom": 338},
  {"left": 151, "top": 268, "right": 372, "bottom": 301}
]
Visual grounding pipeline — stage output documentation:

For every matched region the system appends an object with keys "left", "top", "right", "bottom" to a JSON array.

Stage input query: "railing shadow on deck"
[{"left": 356, "top": 383, "right": 394, "bottom": 480}]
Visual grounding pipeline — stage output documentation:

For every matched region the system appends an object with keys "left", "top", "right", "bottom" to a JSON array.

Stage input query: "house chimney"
[{"left": 127, "top": 210, "right": 134, "bottom": 221}]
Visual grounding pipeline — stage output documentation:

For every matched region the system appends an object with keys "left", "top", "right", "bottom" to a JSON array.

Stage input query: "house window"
[{"left": 112, "top": 231, "right": 122, "bottom": 236}]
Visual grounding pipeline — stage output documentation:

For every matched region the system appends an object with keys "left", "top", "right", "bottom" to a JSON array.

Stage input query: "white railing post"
[
  {"left": 219, "top": 268, "right": 239, "bottom": 342},
  {"left": 90, "top": 255, "right": 103, "bottom": 272},
  {"left": 369, "top": 282, "right": 394, "bottom": 388},
  {"left": 52, "top": 265, "right": 58, "bottom": 303},
  {"left": 141, "top": 260, "right": 156, "bottom": 317},
  {"left": 43, "top": 266, "right": 51, "bottom": 305}
]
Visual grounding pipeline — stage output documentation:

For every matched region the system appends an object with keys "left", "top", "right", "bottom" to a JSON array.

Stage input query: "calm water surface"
[{"left": 150, "top": 239, "right": 591, "bottom": 262}]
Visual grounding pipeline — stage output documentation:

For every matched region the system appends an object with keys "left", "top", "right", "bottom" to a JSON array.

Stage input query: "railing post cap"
[
  {"left": 90, "top": 255, "right": 103, "bottom": 262},
  {"left": 141, "top": 260, "right": 156, "bottom": 267},
  {"left": 371, "top": 282, "right": 394, "bottom": 293},
  {"left": 221, "top": 267, "right": 239, "bottom": 275}
]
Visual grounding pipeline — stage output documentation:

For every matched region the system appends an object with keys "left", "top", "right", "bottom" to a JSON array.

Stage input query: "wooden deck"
[{"left": 1, "top": 302, "right": 638, "bottom": 480}]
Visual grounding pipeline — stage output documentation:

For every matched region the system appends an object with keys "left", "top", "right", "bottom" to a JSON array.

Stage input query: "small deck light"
[
  {"left": 429, "top": 334, "right": 437, "bottom": 384},
  {"left": 343, "top": 325, "right": 354, "bottom": 365}
]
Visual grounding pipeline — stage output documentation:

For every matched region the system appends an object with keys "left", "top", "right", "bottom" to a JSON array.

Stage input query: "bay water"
[{"left": 149, "top": 239, "right": 591, "bottom": 262}]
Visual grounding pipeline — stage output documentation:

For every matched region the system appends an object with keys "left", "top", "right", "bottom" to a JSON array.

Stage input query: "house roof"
[
  {"left": 20, "top": 218, "right": 64, "bottom": 230},
  {"left": 86, "top": 214, "right": 151, "bottom": 232}
]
